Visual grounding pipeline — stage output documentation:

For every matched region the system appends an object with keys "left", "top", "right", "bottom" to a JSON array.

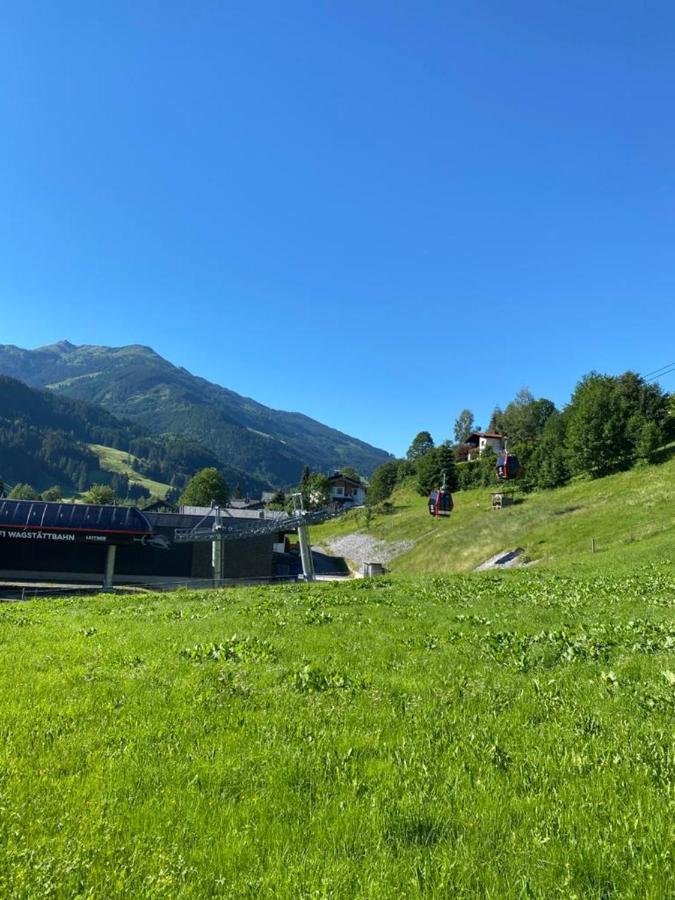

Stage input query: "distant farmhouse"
[
  {"left": 328, "top": 471, "right": 366, "bottom": 507},
  {"left": 464, "top": 431, "right": 506, "bottom": 462}
]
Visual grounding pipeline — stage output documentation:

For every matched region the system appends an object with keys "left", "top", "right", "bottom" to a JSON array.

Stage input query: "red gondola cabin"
[
  {"left": 496, "top": 452, "right": 521, "bottom": 481},
  {"left": 428, "top": 489, "right": 453, "bottom": 517}
]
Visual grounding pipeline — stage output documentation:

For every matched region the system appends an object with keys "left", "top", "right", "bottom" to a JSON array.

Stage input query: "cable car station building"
[{"left": 0, "top": 499, "right": 279, "bottom": 589}]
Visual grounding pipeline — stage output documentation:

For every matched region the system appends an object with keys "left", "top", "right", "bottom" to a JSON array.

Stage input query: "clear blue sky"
[{"left": 1, "top": 1, "right": 674, "bottom": 457}]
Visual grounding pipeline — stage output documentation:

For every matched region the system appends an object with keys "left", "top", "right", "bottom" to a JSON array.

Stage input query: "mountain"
[
  {"left": 0, "top": 375, "right": 103, "bottom": 492},
  {"left": 0, "top": 342, "right": 393, "bottom": 485},
  {"left": 0, "top": 374, "right": 267, "bottom": 497}
]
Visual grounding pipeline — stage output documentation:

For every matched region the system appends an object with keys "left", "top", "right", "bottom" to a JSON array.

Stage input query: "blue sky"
[{"left": 1, "top": 1, "right": 674, "bottom": 457}]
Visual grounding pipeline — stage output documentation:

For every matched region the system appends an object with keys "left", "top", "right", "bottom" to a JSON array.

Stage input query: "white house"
[
  {"left": 465, "top": 431, "right": 506, "bottom": 461},
  {"left": 327, "top": 472, "right": 366, "bottom": 506}
]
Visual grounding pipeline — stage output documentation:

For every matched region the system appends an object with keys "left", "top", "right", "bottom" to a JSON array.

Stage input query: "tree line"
[{"left": 367, "top": 371, "right": 674, "bottom": 505}]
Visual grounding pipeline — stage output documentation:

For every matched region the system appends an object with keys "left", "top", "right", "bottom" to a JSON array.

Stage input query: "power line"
[
  {"left": 646, "top": 364, "right": 675, "bottom": 384},
  {"left": 643, "top": 361, "right": 675, "bottom": 379}
]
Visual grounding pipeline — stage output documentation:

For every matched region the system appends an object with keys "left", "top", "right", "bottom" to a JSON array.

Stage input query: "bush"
[
  {"left": 8, "top": 483, "right": 39, "bottom": 500},
  {"left": 83, "top": 484, "right": 116, "bottom": 505},
  {"left": 456, "top": 461, "right": 480, "bottom": 491},
  {"left": 367, "top": 461, "right": 401, "bottom": 505},
  {"left": 41, "top": 486, "right": 63, "bottom": 502}
]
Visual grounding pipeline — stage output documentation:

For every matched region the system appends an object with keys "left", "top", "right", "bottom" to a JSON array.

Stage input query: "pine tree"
[
  {"left": 367, "top": 461, "right": 400, "bottom": 505},
  {"left": 453, "top": 410, "right": 474, "bottom": 445},
  {"left": 416, "top": 446, "right": 458, "bottom": 495},
  {"left": 407, "top": 431, "right": 435, "bottom": 463}
]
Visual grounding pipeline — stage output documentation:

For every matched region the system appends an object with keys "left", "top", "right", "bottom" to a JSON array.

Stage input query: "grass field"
[
  {"left": 1, "top": 568, "right": 673, "bottom": 897},
  {"left": 312, "top": 453, "right": 675, "bottom": 575},
  {"left": 87, "top": 444, "right": 172, "bottom": 500}
]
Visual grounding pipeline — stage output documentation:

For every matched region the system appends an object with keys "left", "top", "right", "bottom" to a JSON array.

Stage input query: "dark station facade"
[{"left": 0, "top": 500, "right": 278, "bottom": 588}]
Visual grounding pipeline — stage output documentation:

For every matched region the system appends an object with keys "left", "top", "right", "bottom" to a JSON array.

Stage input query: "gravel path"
[{"left": 324, "top": 534, "right": 415, "bottom": 566}]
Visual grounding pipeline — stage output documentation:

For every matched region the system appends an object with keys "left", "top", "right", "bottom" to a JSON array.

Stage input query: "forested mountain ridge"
[
  {"left": 0, "top": 376, "right": 103, "bottom": 492},
  {"left": 0, "top": 375, "right": 267, "bottom": 496},
  {"left": 0, "top": 342, "right": 392, "bottom": 485}
]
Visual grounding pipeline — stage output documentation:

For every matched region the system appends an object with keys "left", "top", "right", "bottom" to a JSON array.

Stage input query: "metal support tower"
[
  {"left": 173, "top": 500, "right": 339, "bottom": 583},
  {"left": 103, "top": 545, "right": 116, "bottom": 590},
  {"left": 289, "top": 493, "right": 315, "bottom": 582}
]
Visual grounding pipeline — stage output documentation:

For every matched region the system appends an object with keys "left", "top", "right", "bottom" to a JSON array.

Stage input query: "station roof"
[{"left": 0, "top": 499, "right": 155, "bottom": 544}]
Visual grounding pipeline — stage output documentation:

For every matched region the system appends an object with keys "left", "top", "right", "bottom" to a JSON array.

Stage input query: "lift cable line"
[
  {"left": 172, "top": 505, "right": 339, "bottom": 544},
  {"left": 648, "top": 365, "right": 675, "bottom": 380},
  {"left": 646, "top": 365, "right": 675, "bottom": 385},
  {"left": 642, "top": 361, "right": 675, "bottom": 379}
]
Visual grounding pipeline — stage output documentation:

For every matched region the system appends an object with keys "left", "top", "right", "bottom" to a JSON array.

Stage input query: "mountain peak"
[
  {"left": 37, "top": 340, "right": 77, "bottom": 354},
  {"left": 0, "top": 340, "right": 393, "bottom": 484}
]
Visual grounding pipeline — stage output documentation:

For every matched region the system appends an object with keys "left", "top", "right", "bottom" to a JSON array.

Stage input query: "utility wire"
[
  {"left": 643, "top": 361, "right": 675, "bottom": 378},
  {"left": 647, "top": 365, "right": 675, "bottom": 384}
]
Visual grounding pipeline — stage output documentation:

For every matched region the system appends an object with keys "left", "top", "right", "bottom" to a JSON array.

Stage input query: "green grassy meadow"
[
  {"left": 87, "top": 444, "right": 172, "bottom": 500},
  {"left": 1, "top": 569, "right": 673, "bottom": 897},
  {"left": 313, "top": 453, "right": 675, "bottom": 574}
]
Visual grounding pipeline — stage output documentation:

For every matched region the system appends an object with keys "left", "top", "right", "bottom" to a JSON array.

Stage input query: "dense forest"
[{"left": 0, "top": 376, "right": 267, "bottom": 499}]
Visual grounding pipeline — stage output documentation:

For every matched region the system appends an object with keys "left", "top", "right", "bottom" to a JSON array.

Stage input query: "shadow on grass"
[
  {"left": 652, "top": 442, "right": 675, "bottom": 466},
  {"left": 553, "top": 505, "right": 583, "bottom": 516}
]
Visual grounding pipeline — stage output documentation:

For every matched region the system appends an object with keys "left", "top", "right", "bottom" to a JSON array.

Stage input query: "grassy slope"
[
  {"left": 87, "top": 443, "right": 171, "bottom": 499},
  {"left": 0, "top": 573, "right": 673, "bottom": 896},
  {"left": 312, "top": 455, "right": 675, "bottom": 574}
]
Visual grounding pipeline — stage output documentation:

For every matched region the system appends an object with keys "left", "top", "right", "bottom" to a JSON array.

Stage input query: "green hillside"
[
  {"left": 87, "top": 444, "right": 173, "bottom": 499},
  {"left": 1, "top": 572, "right": 672, "bottom": 895},
  {"left": 313, "top": 453, "right": 675, "bottom": 573},
  {"left": 0, "top": 374, "right": 132, "bottom": 492},
  {"left": 0, "top": 341, "right": 393, "bottom": 485},
  {"left": 0, "top": 374, "right": 265, "bottom": 498}
]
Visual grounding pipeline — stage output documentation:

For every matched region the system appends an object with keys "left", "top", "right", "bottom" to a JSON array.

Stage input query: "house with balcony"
[
  {"left": 328, "top": 472, "right": 366, "bottom": 506},
  {"left": 465, "top": 431, "right": 506, "bottom": 461}
]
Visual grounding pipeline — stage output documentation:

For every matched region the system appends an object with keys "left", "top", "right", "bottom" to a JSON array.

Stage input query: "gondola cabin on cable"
[
  {"left": 428, "top": 487, "right": 453, "bottom": 518},
  {"left": 495, "top": 451, "right": 521, "bottom": 481}
]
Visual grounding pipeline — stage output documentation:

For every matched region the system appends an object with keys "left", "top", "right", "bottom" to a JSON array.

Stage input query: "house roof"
[
  {"left": 179, "top": 505, "right": 288, "bottom": 521},
  {"left": 0, "top": 499, "right": 155, "bottom": 543},
  {"left": 227, "top": 499, "right": 264, "bottom": 510},
  {"left": 328, "top": 472, "right": 363, "bottom": 487},
  {"left": 468, "top": 431, "right": 504, "bottom": 441}
]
